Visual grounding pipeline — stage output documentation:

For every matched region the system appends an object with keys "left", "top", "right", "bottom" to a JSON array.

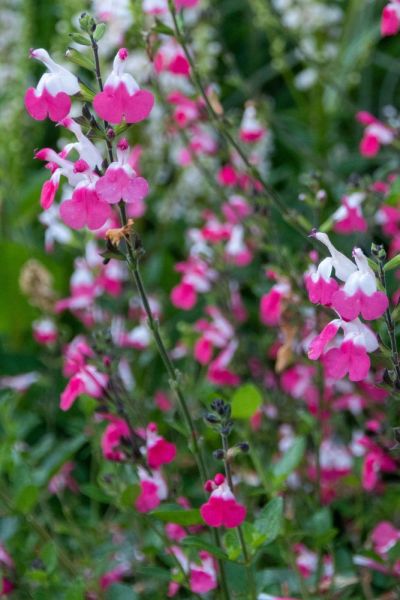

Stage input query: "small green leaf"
[
  {"left": 151, "top": 505, "right": 203, "bottom": 526},
  {"left": 254, "top": 497, "right": 283, "bottom": 545},
  {"left": 14, "top": 484, "right": 39, "bottom": 514},
  {"left": 118, "top": 484, "right": 140, "bottom": 509},
  {"left": 231, "top": 384, "right": 262, "bottom": 419},
  {"left": 93, "top": 23, "right": 107, "bottom": 41},
  {"left": 153, "top": 19, "right": 175, "bottom": 36},
  {"left": 384, "top": 254, "right": 400, "bottom": 272},
  {"left": 271, "top": 437, "right": 305, "bottom": 487},
  {"left": 78, "top": 81, "right": 96, "bottom": 102},
  {"left": 40, "top": 542, "right": 58, "bottom": 573},
  {"left": 65, "top": 48, "right": 95, "bottom": 71},
  {"left": 69, "top": 33, "right": 91, "bottom": 46},
  {"left": 181, "top": 535, "right": 228, "bottom": 559},
  {"left": 223, "top": 530, "right": 241, "bottom": 561}
]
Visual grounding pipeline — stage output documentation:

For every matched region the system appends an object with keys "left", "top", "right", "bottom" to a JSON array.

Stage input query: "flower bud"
[{"left": 213, "top": 449, "right": 225, "bottom": 460}]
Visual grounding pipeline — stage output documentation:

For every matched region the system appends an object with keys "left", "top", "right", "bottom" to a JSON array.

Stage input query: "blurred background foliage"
[{"left": 1, "top": 0, "right": 399, "bottom": 597}]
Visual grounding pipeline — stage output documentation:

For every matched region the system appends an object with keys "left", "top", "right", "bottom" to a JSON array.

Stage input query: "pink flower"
[
  {"left": 167, "top": 91, "right": 200, "bottom": 127},
  {"left": 154, "top": 40, "right": 190, "bottom": 76},
  {"left": 200, "top": 474, "right": 246, "bottom": 528},
  {"left": 332, "top": 192, "right": 367, "bottom": 234},
  {"left": 305, "top": 259, "right": 339, "bottom": 307},
  {"left": 96, "top": 138, "right": 149, "bottom": 208},
  {"left": 60, "top": 338, "right": 108, "bottom": 411},
  {"left": 93, "top": 49, "right": 154, "bottom": 124},
  {"left": 260, "top": 283, "right": 290, "bottom": 326},
  {"left": 25, "top": 49, "right": 80, "bottom": 121},
  {"left": 311, "top": 233, "right": 388, "bottom": 321},
  {"left": 239, "top": 104, "right": 266, "bottom": 143},
  {"left": 60, "top": 165, "right": 112, "bottom": 231},
  {"left": 48, "top": 462, "right": 79, "bottom": 494},
  {"left": 308, "top": 318, "right": 379, "bottom": 382},
  {"left": 359, "top": 438, "right": 397, "bottom": 491},
  {"left": 371, "top": 522, "right": 400, "bottom": 555},
  {"left": 189, "top": 551, "right": 218, "bottom": 594},
  {"left": 381, "top": 1, "right": 400, "bottom": 36},
  {"left": 101, "top": 416, "right": 131, "bottom": 461},
  {"left": 146, "top": 423, "right": 177, "bottom": 469},
  {"left": 356, "top": 111, "right": 394, "bottom": 157},
  {"left": 100, "top": 563, "right": 130, "bottom": 589},
  {"left": 135, "top": 467, "right": 168, "bottom": 512},
  {"left": 171, "top": 257, "right": 217, "bottom": 310},
  {"left": 32, "top": 318, "right": 58, "bottom": 345}
]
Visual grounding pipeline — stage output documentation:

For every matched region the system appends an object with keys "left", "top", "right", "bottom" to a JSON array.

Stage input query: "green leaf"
[
  {"left": 150, "top": 505, "right": 203, "bottom": 526},
  {"left": 93, "top": 23, "right": 107, "bottom": 41},
  {"left": 181, "top": 535, "right": 228, "bottom": 559},
  {"left": 384, "top": 254, "right": 400, "bottom": 272},
  {"left": 65, "top": 48, "right": 95, "bottom": 71},
  {"left": 69, "top": 33, "right": 91, "bottom": 46},
  {"left": 40, "top": 542, "right": 58, "bottom": 573},
  {"left": 14, "top": 484, "right": 39, "bottom": 514},
  {"left": 231, "top": 384, "right": 262, "bottom": 419},
  {"left": 153, "top": 19, "right": 175, "bottom": 36},
  {"left": 271, "top": 437, "right": 305, "bottom": 488},
  {"left": 78, "top": 81, "right": 96, "bottom": 102},
  {"left": 224, "top": 530, "right": 241, "bottom": 561},
  {"left": 118, "top": 484, "right": 140, "bottom": 509},
  {"left": 254, "top": 497, "right": 283, "bottom": 545}
]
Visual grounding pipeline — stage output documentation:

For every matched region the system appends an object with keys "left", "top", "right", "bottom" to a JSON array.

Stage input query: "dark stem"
[
  {"left": 89, "top": 33, "right": 114, "bottom": 164},
  {"left": 221, "top": 434, "right": 257, "bottom": 600},
  {"left": 377, "top": 259, "right": 400, "bottom": 386}
]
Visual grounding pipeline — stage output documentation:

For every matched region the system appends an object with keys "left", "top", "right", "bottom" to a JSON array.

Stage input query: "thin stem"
[
  {"left": 117, "top": 205, "right": 230, "bottom": 600},
  {"left": 89, "top": 33, "right": 114, "bottom": 164},
  {"left": 377, "top": 258, "right": 400, "bottom": 386},
  {"left": 167, "top": 0, "right": 310, "bottom": 241},
  {"left": 83, "top": 32, "right": 232, "bottom": 600},
  {"left": 221, "top": 435, "right": 257, "bottom": 600}
]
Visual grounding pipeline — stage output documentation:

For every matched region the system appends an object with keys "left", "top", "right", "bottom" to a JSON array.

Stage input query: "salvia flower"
[
  {"left": 308, "top": 318, "right": 379, "bottom": 382},
  {"left": 95, "top": 138, "right": 149, "bottom": 208},
  {"left": 200, "top": 473, "right": 246, "bottom": 528},
  {"left": 356, "top": 111, "right": 395, "bottom": 157},
  {"left": 135, "top": 467, "right": 167, "bottom": 512},
  {"left": 309, "top": 232, "right": 388, "bottom": 321},
  {"left": 93, "top": 48, "right": 154, "bottom": 124},
  {"left": 381, "top": 1, "right": 400, "bottom": 36},
  {"left": 25, "top": 48, "right": 80, "bottom": 121},
  {"left": 145, "top": 422, "right": 177, "bottom": 469}
]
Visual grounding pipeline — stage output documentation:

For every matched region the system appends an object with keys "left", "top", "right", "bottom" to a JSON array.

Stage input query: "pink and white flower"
[
  {"left": 135, "top": 467, "right": 168, "bottom": 512},
  {"left": 93, "top": 48, "right": 154, "bottom": 124},
  {"left": 332, "top": 192, "right": 367, "bottom": 234},
  {"left": 356, "top": 111, "right": 395, "bottom": 157},
  {"left": 308, "top": 318, "right": 379, "bottom": 382},
  {"left": 239, "top": 104, "right": 266, "bottom": 143},
  {"left": 145, "top": 422, "right": 177, "bottom": 469},
  {"left": 95, "top": 138, "right": 149, "bottom": 209},
  {"left": 25, "top": 49, "right": 80, "bottom": 121},
  {"left": 200, "top": 473, "right": 246, "bottom": 528},
  {"left": 381, "top": 1, "right": 400, "bottom": 36},
  {"left": 32, "top": 317, "right": 58, "bottom": 345}
]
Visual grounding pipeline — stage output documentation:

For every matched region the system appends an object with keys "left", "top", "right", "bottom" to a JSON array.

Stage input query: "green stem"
[
  {"left": 377, "top": 259, "right": 400, "bottom": 386},
  {"left": 221, "top": 435, "right": 257, "bottom": 600},
  {"left": 118, "top": 205, "right": 230, "bottom": 600},
  {"left": 167, "top": 0, "right": 309, "bottom": 240}
]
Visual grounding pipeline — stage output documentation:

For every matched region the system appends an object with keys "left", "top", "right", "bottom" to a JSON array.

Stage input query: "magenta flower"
[
  {"left": 25, "top": 49, "right": 80, "bottom": 121},
  {"left": 95, "top": 139, "right": 149, "bottom": 207},
  {"left": 93, "top": 49, "right": 154, "bottom": 124},
  {"left": 145, "top": 423, "right": 177, "bottom": 469},
  {"left": 135, "top": 467, "right": 167, "bottom": 513},
  {"left": 60, "top": 169, "right": 112, "bottom": 231},
  {"left": 381, "top": 1, "right": 400, "bottom": 36},
  {"left": 200, "top": 474, "right": 246, "bottom": 528}
]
